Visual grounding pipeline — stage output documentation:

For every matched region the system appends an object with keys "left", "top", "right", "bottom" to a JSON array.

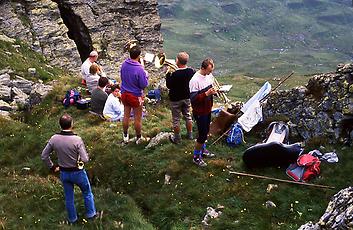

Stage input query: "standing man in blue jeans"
[{"left": 41, "top": 114, "right": 97, "bottom": 223}]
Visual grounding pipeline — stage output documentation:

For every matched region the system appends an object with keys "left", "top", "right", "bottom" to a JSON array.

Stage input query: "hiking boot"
[
  {"left": 202, "top": 149, "right": 215, "bottom": 158},
  {"left": 123, "top": 133, "right": 129, "bottom": 143},
  {"left": 193, "top": 158, "right": 207, "bottom": 167},
  {"left": 135, "top": 136, "right": 150, "bottom": 145},
  {"left": 169, "top": 135, "right": 181, "bottom": 144}
]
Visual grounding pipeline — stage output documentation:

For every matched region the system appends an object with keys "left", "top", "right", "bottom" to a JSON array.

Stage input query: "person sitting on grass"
[
  {"left": 90, "top": 77, "right": 109, "bottom": 115},
  {"left": 103, "top": 84, "right": 124, "bottom": 122},
  {"left": 86, "top": 63, "right": 101, "bottom": 94},
  {"left": 81, "top": 50, "right": 99, "bottom": 85},
  {"left": 41, "top": 113, "right": 97, "bottom": 224}
]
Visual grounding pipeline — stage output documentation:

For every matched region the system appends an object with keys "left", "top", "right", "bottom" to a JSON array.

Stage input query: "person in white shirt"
[
  {"left": 81, "top": 50, "right": 99, "bottom": 84},
  {"left": 86, "top": 63, "right": 101, "bottom": 94},
  {"left": 103, "top": 84, "right": 124, "bottom": 121}
]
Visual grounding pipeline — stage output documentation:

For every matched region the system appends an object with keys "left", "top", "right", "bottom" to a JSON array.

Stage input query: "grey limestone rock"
[{"left": 263, "top": 63, "right": 353, "bottom": 144}]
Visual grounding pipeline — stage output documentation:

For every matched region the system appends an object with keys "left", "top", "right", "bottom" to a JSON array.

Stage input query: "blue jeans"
[{"left": 60, "top": 170, "right": 96, "bottom": 223}]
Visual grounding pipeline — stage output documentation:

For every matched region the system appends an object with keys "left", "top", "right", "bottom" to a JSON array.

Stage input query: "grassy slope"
[
  {"left": 159, "top": 0, "right": 353, "bottom": 77},
  {"left": 0, "top": 39, "right": 353, "bottom": 229}
]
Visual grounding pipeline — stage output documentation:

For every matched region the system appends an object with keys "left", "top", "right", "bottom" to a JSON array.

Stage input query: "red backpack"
[{"left": 286, "top": 154, "right": 321, "bottom": 182}]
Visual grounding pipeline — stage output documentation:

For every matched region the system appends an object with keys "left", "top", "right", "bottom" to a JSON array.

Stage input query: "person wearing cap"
[
  {"left": 120, "top": 45, "right": 149, "bottom": 144},
  {"left": 81, "top": 51, "right": 99, "bottom": 85},
  {"left": 41, "top": 113, "right": 97, "bottom": 224}
]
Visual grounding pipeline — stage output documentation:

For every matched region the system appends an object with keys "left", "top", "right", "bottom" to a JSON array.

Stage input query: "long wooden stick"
[
  {"left": 210, "top": 127, "right": 231, "bottom": 146},
  {"left": 259, "top": 71, "right": 294, "bottom": 103},
  {"left": 229, "top": 171, "right": 335, "bottom": 189}
]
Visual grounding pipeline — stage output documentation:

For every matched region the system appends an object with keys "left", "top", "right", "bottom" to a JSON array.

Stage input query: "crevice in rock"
[
  {"left": 52, "top": 0, "right": 93, "bottom": 62},
  {"left": 86, "top": 3, "right": 99, "bottom": 17}
]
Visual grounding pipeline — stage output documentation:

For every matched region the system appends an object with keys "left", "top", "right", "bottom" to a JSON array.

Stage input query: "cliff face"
[{"left": 0, "top": 0, "right": 163, "bottom": 76}]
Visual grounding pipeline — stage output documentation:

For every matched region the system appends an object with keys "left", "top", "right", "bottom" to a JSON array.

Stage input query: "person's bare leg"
[
  {"left": 123, "top": 105, "right": 132, "bottom": 134},
  {"left": 186, "top": 120, "right": 193, "bottom": 139},
  {"left": 195, "top": 141, "right": 203, "bottom": 151},
  {"left": 133, "top": 105, "right": 143, "bottom": 137}
]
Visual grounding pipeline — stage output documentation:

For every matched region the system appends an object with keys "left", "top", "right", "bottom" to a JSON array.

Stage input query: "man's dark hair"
[
  {"left": 110, "top": 84, "right": 120, "bottom": 92},
  {"left": 59, "top": 114, "right": 73, "bottom": 130},
  {"left": 129, "top": 45, "right": 141, "bottom": 59},
  {"left": 98, "top": 77, "right": 109, "bottom": 87},
  {"left": 201, "top": 58, "right": 214, "bottom": 69}
]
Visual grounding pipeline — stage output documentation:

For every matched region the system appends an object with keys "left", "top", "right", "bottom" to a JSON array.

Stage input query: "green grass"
[
  {"left": 0, "top": 40, "right": 65, "bottom": 82},
  {"left": 159, "top": 0, "right": 353, "bottom": 77},
  {"left": 1, "top": 74, "right": 352, "bottom": 229}
]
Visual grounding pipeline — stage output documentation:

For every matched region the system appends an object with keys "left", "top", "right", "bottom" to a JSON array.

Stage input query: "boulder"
[
  {"left": 298, "top": 187, "right": 353, "bottom": 229},
  {"left": 0, "top": 85, "right": 11, "bottom": 101},
  {"left": 12, "top": 76, "right": 32, "bottom": 94},
  {"left": 0, "top": 100, "right": 12, "bottom": 111},
  {"left": 0, "top": 73, "right": 11, "bottom": 86},
  {"left": 12, "top": 87, "right": 29, "bottom": 107}
]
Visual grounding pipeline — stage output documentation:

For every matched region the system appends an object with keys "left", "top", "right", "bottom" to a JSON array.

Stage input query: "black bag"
[{"left": 76, "top": 98, "right": 90, "bottom": 110}]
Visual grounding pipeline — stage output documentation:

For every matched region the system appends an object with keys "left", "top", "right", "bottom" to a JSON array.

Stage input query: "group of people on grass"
[{"left": 41, "top": 45, "right": 219, "bottom": 223}]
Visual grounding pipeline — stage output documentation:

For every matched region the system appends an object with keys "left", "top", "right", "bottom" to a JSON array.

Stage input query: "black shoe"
[{"left": 87, "top": 211, "right": 103, "bottom": 221}]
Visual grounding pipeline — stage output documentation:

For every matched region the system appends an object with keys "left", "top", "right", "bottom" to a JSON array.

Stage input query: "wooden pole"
[{"left": 229, "top": 171, "right": 335, "bottom": 189}]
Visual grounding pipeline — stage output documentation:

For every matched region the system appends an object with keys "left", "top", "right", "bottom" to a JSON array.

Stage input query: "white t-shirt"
[
  {"left": 86, "top": 73, "right": 100, "bottom": 93},
  {"left": 81, "top": 58, "right": 93, "bottom": 80},
  {"left": 189, "top": 71, "right": 214, "bottom": 93},
  {"left": 103, "top": 94, "right": 124, "bottom": 121}
]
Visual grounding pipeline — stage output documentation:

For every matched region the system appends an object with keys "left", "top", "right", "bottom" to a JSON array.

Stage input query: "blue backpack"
[
  {"left": 226, "top": 122, "right": 245, "bottom": 147},
  {"left": 63, "top": 89, "right": 81, "bottom": 108}
]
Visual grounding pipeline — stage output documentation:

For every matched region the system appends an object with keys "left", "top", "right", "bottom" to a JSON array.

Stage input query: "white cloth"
[
  {"left": 241, "top": 81, "right": 271, "bottom": 113},
  {"left": 103, "top": 94, "right": 124, "bottom": 121},
  {"left": 237, "top": 100, "right": 263, "bottom": 132},
  {"left": 189, "top": 71, "right": 214, "bottom": 93},
  {"left": 86, "top": 73, "right": 100, "bottom": 93},
  {"left": 81, "top": 58, "right": 93, "bottom": 80}
]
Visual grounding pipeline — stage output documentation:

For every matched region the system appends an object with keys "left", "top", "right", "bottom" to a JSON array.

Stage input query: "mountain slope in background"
[{"left": 158, "top": 0, "right": 353, "bottom": 76}]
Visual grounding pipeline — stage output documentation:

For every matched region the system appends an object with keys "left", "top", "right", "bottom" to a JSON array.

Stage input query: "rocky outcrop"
[
  {"left": 298, "top": 187, "right": 353, "bottom": 230},
  {"left": 263, "top": 63, "right": 353, "bottom": 144},
  {"left": 0, "top": 69, "right": 53, "bottom": 114},
  {"left": 0, "top": 0, "right": 163, "bottom": 77}
]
